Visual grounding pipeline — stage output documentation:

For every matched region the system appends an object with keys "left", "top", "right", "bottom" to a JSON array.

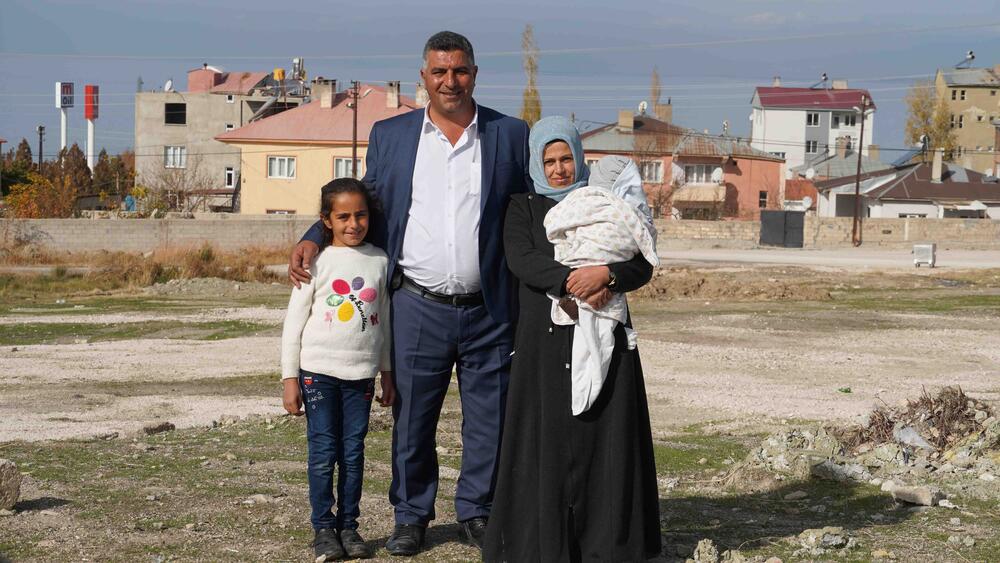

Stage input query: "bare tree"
[
  {"left": 141, "top": 155, "right": 214, "bottom": 213},
  {"left": 520, "top": 24, "right": 541, "bottom": 127},
  {"left": 631, "top": 131, "right": 675, "bottom": 218},
  {"left": 650, "top": 66, "right": 662, "bottom": 106}
]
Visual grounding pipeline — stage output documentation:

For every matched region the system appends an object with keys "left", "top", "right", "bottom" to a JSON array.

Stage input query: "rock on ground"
[
  {"left": 891, "top": 485, "right": 944, "bottom": 506},
  {"left": 0, "top": 459, "right": 21, "bottom": 510}
]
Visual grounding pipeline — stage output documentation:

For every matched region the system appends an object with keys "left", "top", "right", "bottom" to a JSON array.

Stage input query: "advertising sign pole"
[
  {"left": 85, "top": 85, "right": 99, "bottom": 171},
  {"left": 55, "top": 82, "right": 74, "bottom": 155}
]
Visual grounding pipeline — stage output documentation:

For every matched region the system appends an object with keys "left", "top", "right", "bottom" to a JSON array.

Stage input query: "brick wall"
[{"left": 3, "top": 216, "right": 999, "bottom": 254}]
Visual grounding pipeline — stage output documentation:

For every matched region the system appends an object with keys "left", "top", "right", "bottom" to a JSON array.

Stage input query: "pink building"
[{"left": 581, "top": 112, "right": 785, "bottom": 220}]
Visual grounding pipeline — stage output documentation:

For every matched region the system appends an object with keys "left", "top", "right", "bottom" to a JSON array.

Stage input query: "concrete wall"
[{"left": 3, "top": 216, "right": 999, "bottom": 254}]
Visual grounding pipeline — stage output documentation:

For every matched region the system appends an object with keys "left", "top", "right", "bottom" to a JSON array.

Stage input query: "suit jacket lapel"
[
  {"left": 396, "top": 111, "right": 423, "bottom": 229},
  {"left": 480, "top": 113, "right": 499, "bottom": 215}
]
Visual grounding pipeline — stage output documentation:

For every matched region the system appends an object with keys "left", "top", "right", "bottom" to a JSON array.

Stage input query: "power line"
[{"left": 2, "top": 21, "right": 998, "bottom": 61}]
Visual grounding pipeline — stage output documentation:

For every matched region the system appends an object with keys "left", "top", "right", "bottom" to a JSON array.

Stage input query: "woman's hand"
[
  {"left": 584, "top": 287, "right": 613, "bottom": 310},
  {"left": 282, "top": 379, "right": 304, "bottom": 416},
  {"left": 566, "top": 266, "right": 611, "bottom": 299},
  {"left": 378, "top": 371, "right": 396, "bottom": 407}
]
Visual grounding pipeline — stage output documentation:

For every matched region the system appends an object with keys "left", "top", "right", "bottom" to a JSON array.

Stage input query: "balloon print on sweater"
[{"left": 324, "top": 276, "right": 379, "bottom": 332}]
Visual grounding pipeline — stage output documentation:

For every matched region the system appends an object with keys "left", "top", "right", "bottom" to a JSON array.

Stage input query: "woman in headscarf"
[{"left": 484, "top": 117, "right": 662, "bottom": 562}]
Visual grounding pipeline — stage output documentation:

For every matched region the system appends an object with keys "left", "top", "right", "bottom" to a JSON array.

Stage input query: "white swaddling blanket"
[{"left": 544, "top": 177, "right": 659, "bottom": 415}]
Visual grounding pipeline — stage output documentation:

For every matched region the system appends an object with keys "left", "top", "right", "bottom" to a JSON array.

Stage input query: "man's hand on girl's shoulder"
[
  {"left": 377, "top": 371, "right": 396, "bottom": 407},
  {"left": 288, "top": 240, "right": 319, "bottom": 288},
  {"left": 282, "top": 378, "right": 304, "bottom": 416}
]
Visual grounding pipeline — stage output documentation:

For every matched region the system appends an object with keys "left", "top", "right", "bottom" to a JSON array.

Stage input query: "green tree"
[
  {"left": 14, "top": 138, "right": 32, "bottom": 167},
  {"left": 56, "top": 143, "right": 92, "bottom": 195},
  {"left": 904, "top": 80, "right": 956, "bottom": 159},
  {"left": 519, "top": 24, "right": 541, "bottom": 127}
]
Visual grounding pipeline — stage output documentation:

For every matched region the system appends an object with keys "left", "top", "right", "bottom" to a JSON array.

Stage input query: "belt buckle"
[{"left": 451, "top": 295, "right": 461, "bottom": 307}]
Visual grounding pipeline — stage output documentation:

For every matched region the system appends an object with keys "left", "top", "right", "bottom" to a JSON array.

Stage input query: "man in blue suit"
[{"left": 289, "top": 31, "right": 530, "bottom": 556}]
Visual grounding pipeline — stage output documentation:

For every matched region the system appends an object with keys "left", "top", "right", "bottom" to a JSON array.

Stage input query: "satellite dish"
[
  {"left": 805, "top": 168, "right": 816, "bottom": 180},
  {"left": 985, "top": 168, "right": 995, "bottom": 176},
  {"left": 802, "top": 196, "right": 813, "bottom": 209},
  {"left": 164, "top": 78, "right": 174, "bottom": 92},
  {"left": 206, "top": 65, "right": 225, "bottom": 73},
  {"left": 785, "top": 169, "right": 794, "bottom": 180},
  {"left": 638, "top": 100, "right": 648, "bottom": 115}
]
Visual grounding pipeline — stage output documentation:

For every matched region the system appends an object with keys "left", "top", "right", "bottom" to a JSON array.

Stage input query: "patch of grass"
[
  {"left": 837, "top": 291, "right": 1000, "bottom": 313},
  {"left": 0, "top": 319, "right": 277, "bottom": 346},
  {"left": 654, "top": 433, "right": 751, "bottom": 474}
]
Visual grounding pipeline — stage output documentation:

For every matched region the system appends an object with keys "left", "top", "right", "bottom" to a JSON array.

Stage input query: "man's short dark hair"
[{"left": 423, "top": 31, "right": 475, "bottom": 66}]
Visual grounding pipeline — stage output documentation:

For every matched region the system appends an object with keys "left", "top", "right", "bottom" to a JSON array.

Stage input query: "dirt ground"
[{"left": 1, "top": 265, "right": 999, "bottom": 561}]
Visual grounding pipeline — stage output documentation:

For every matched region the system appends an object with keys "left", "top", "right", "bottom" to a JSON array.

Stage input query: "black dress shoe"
[
  {"left": 312, "top": 528, "right": 345, "bottom": 560},
  {"left": 459, "top": 517, "right": 488, "bottom": 549},
  {"left": 386, "top": 524, "right": 425, "bottom": 556},
  {"left": 339, "top": 528, "right": 372, "bottom": 559}
]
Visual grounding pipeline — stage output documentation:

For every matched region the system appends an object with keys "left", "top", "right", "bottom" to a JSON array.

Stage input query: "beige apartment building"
[
  {"left": 935, "top": 65, "right": 1000, "bottom": 173},
  {"left": 134, "top": 63, "right": 306, "bottom": 210}
]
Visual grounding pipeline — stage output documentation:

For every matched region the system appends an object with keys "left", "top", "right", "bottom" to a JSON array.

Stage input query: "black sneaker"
[
  {"left": 458, "top": 516, "right": 488, "bottom": 550},
  {"left": 385, "top": 523, "right": 425, "bottom": 556},
  {"left": 312, "top": 528, "right": 345, "bottom": 561},
  {"left": 339, "top": 528, "right": 372, "bottom": 559}
]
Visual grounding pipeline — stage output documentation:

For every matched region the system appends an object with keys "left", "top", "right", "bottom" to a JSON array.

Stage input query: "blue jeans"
[{"left": 301, "top": 369, "right": 374, "bottom": 531}]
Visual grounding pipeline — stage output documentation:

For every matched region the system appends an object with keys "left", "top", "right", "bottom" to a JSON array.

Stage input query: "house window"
[
  {"left": 585, "top": 158, "right": 599, "bottom": 168},
  {"left": 958, "top": 115, "right": 964, "bottom": 129},
  {"left": 843, "top": 114, "right": 856, "bottom": 127},
  {"left": 225, "top": 123, "right": 235, "bottom": 131},
  {"left": 267, "top": 156, "right": 296, "bottom": 179},
  {"left": 805, "top": 140, "right": 818, "bottom": 154},
  {"left": 831, "top": 115, "right": 839, "bottom": 129},
  {"left": 164, "top": 103, "right": 186, "bottom": 125},
  {"left": 683, "top": 164, "right": 715, "bottom": 184},
  {"left": 163, "top": 146, "right": 186, "bottom": 168},
  {"left": 334, "top": 157, "right": 362, "bottom": 179},
  {"left": 952, "top": 90, "right": 957, "bottom": 101},
  {"left": 977, "top": 115, "right": 984, "bottom": 122},
  {"left": 769, "top": 152, "right": 786, "bottom": 159},
  {"left": 960, "top": 90, "right": 966, "bottom": 101},
  {"left": 758, "top": 191, "right": 768, "bottom": 208},
  {"left": 806, "top": 112, "right": 820, "bottom": 127},
  {"left": 226, "top": 94, "right": 235, "bottom": 103},
  {"left": 639, "top": 161, "right": 663, "bottom": 183},
  {"left": 225, "top": 167, "right": 235, "bottom": 188},
  {"left": 992, "top": 91, "right": 996, "bottom": 96}
]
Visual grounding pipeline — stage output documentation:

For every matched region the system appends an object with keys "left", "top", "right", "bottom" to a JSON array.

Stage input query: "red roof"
[
  {"left": 210, "top": 72, "right": 269, "bottom": 95},
  {"left": 754, "top": 87, "right": 876, "bottom": 110},
  {"left": 215, "top": 84, "right": 418, "bottom": 144}
]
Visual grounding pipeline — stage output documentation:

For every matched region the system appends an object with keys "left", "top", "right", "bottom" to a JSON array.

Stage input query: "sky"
[{"left": 1, "top": 0, "right": 999, "bottom": 162}]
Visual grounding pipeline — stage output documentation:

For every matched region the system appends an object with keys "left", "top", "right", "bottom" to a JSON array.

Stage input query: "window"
[
  {"left": 805, "top": 140, "right": 818, "bottom": 154},
  {"left": 769, "top": 151, "right": 786, "bottom": 159},
  {"left": 958, "top": 115, "right": 964, "bottom": 129},
  {"left": 960, "top": 90, "right": 966, "bottom": 101},
  {"left": 585, "top": 158, "right": 599, "bottom": 168},
  {"left": 758, "top": 191, "right": 768, "bottom": 209},
  {"left": 334, "top": 157, "right": 362, "bottom": 179},
  {"left": 951, "top": 114, "right": 956, "bottom": 128},
  {"left": 164, "top": 103, "right": 186, "bottom": 125},
  {"left": 226, "top": 94, "right": 235, "bottom": 103},
  {"left": 952, "top": 90, "right": 957, "bottom": 101},
  {"left": 683, "top": 164, "right": 715, "bottom": 184},
  {"left": 806, "top": 112, "right": 820, "bottom": 127},
  {"left": 831, "top": 115, "right": 839, "bottom": 129},
  {"left": 843, "top": 114, "right": 856, "bottom": 127},
  {"left": 899, "top": 213, "right": 927, "bottom": 218},
  {"left": 225, "top": 123, "right": 235, "bottom": 131},
  {"left": 225, "top": 167, "right": 235, "bottom": 188},
  {"left": 992, "top": 91, "right": 996, "bottom": 96},
  {"left": 267, "top": 156, "right": 296, "bottom": 179},
  {"left": 639, "top": 161, "right": 663, "bottom": 183},
  {"left": 977, "top": 115, "right": 984, "bottom": 122},
  {"left": 163, "top": 146, "right": 186, "bottom": 168}
]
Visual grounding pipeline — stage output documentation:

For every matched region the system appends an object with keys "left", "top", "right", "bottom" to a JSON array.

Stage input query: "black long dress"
[{"left": 484, "top": 193, "right": 662, "bottom": 562}]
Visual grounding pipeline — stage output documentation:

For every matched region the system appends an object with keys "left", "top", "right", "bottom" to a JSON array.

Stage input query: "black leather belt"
[{"left": 398, "top": 274, "right": 484, "bottom": 307}]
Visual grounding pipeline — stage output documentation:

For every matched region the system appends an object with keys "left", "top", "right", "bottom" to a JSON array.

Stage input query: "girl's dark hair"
[{"left": 319, "top": 178, "right": 378, "bottom": 247}]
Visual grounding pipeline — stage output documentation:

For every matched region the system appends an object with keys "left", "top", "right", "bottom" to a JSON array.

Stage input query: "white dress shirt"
[{"left": 398, "top": 107, "right": 482, "bottom": 294}]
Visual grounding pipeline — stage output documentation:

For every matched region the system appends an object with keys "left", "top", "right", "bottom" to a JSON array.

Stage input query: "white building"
[{"left": 750, "top": 80, "right": 875, "bottom": 172}]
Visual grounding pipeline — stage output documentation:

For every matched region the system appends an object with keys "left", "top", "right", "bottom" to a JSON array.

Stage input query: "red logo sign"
[{"left": 85, "top": 85, "right": 99, "bottom": 120}]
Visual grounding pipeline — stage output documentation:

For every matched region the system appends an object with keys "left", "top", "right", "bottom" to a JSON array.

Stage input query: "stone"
[
  {"left": 0, "top": 459, "right": 22, "bottom": 510},
  {"left": 223, "top": 453, "right": 237, "bottom": 461},
  {"left": 974, "top": 410, "right": 987, "bottom": 423},
  {"left": 692, "top": 538, "right": 719, "bottom": 563},
  {"left": 243, "top": 493, "right": 274, "bottom": 505},
  {"left": 947, "top": 535, "right": 962, "bottom": 545},
  {"left": 697, "top": 458, "right": 708, "bottom": 465},
  {"left": 143, "top": 422, "right": 175, "bottom": 435},
  {"left": 880, "top": 480, "right": 897, "bottom": 492},
  {"left": 216, "top": 414, "right": 241, "bottom": 426},
  {"left": 798, "top": 527, "right": 849, "bottom": 549},
  {"left": 979, "top": 473, "right": 996, "bottom": 482},
  {"left": 764, "top": 558, "right": 783, "bottom": 563},
  {"left": 151, "top": 521, "right": 165, "bottom": 531},
  {"left": 184, "top": 523, "right": 196, "bottom": 531},
  {"left": 810, "top": 460, "right": 871, "bottom": 483},
  {"left": 963, "top": 536, "right": 975, "bottom": 547},
  {"left": 872, "top": 549, "right": 896, "bottom": 560},
  {"left": 950, "top": 517, "right": 961, "bottom": 525},
  {"left": 891, "top": 485, "right": 943, "bottom": 506},
  {"left": 0, "top": 508, "right": 14, "bottom": 517},
  {"left": 939, "top": 499, "right": 958, "bottom": 509},
  {"left": 720, "top": 549, "right": 747, "bottom": 563},
  {"left": 784, "top": 490, "right": 808, "bottom": 501}
]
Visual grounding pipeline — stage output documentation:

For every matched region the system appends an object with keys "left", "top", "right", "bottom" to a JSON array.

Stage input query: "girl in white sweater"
[{"left": 280, "top": 178, "right": 394, "bottom": 560}]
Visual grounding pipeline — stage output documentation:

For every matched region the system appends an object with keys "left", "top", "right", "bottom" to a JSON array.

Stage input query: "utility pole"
[
  {"left": 36, "top": 125, "right": 45, "bottom": 171},
  {"left": 350, "top": 80, "right": 359, "bottom": 179},
  {"left": 851, "top": 95, "right": 869, "bottom": 247}
]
